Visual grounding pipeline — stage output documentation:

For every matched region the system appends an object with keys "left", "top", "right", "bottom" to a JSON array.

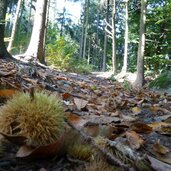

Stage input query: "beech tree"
[
  {"left": 25, "top": 0, "right": 48, "bottom": 64},
  {"left": 0, "top": 0, "right": 11, "bottom": 58},
  {"left": 134, "top": 0, "right": 146, "bottom": 88}
]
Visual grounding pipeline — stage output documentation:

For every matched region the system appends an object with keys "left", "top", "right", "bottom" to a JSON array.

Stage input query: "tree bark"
[
  {"left": 7, "top": 0, "right": 23, "bottom": 52},
  {"left": 0, "top": 0, "right": 11, "bottom": 58},
  {"left": 112, "top": 0, "right": 116, "bottom": 73},
  {"left": 25, "top": 0, "right": 48, "bottom": 64},
  {"left": 122, "top": 0, "right": 129, "bottom": 73},
  {"left": 102, "top": 0, "right": 110, "bottom": 72},
  {"left": 79, "top": 1, "right": 86, "bottom": 59},
  {"left": 133, "top": 0, "right": 146, "bottom": 88},
  {"left": 82, "top": 0, "right": 90, "bottom": 60}
]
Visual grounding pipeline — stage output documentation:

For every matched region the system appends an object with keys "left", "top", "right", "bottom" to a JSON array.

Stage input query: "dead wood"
[{"left": 66, "top": 120, "right": 130, "bottom": 170}]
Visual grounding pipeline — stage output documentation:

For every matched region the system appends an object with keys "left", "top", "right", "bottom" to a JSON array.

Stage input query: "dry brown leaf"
[
  {"left": 16, "top": 145, "right": 35, "bottom": 158},
  {"left": 67, "top": 113, "right": 87, "bottom": 128},
  {"left": 16, "top": 133, "right": 66, "bottom": 159},
  {"left": 130, "top": 123, "right": 153, "bottom": 134},
  {"left": 74, "top": 98, "right": 88, "bottom": 110},
  {"left": 126, "top": 131, "right": 144, "bottom": 149},
  {"left": 148, "top": 122, "right": 169, "bottom": 131},
  {"left": 121, "top": 114, "right": 136, "bottom": 122},
  {"left": 0, "top": 89, "right": 17, "bottom": 97},
  {"left": 84, "top": 124, "right": 100, "bottom": 137},
  {"left": 157, "top": 125, "right": 171, "bottom": 135},
  {"left": 0, "top": 132, "right": 27, "bottom": 145},
  {"left": 62, "top": 92, "right": 71, "bottom": 100},
  {"left": 132, "top": 106, "right": 141, "bottom": 114},
  {"left": 0, "top": 70, "right": 16, "bottom": 76},
  {"left": 153, "top": 142, "right": 170, "bottom": 155}
]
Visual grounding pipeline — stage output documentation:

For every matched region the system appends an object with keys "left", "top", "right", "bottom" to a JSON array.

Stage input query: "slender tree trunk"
[
  {"left": 102, "top": 0, "right": 110, "bottom": 72},
  {"left": 122, "top": 0, "right": 129, "bottom": 73},
  {"left": 25, "top": 0, "right": 48, "bottom": 64},
  {"left": 133, "top": 0, "right": 146, "bottom": 88},
  {"left": 112, "top": 0, "right": 116, "bottom": 73},
  {"left": 7, "top": 0, "right": 23, "bottom": 52},
  {"left": 60, "top": 0, "right": 66, "bottom": 37},
  {"left": 79, "top": 1, "right": 86, "bottom": 59},
  {"left": 82, "top": 0, "right": 90, "bottom": 60},
  {"left": 87, "top": 36, "right": 91, "bottom": 64},
  {"left": 94, "top": 8, "right": 99, "bottom": 63},
  {"left": 0, "top": 0, "right": 11, "bottom": 58}
]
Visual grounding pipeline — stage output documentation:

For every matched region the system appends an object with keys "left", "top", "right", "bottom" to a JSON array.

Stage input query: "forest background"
[{"left": 1, "top": 0, "right": 171, "bottom": 88}]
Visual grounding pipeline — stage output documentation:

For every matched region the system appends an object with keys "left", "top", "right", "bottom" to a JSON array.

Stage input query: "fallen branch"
[{"left": 66, "top": 120, "right": 130, "bottom": 170}]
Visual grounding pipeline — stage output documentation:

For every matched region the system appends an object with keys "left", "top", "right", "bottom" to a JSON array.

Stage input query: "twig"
[{"left": 66, "top": 120, "right": 130, "bottom": 170}]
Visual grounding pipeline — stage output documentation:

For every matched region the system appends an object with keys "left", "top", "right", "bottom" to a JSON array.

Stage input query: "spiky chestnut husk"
[
  {"left": 0, "top": 91, "right": 66, "bottom": 147},
  {"left": 68, "top": 142, "right": 94, "bottom": 161},
  {"left": 79, "top": 159, "right": 123, "bottom": 171}
]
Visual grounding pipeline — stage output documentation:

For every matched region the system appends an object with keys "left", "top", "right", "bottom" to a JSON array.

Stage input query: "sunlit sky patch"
[{"left": 50, "top": 0, "right": 82, "bottom": 24}]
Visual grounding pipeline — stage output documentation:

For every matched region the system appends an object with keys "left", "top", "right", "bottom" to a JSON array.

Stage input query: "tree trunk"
[
  {"left": 122, "top": 0, "right": 129, "bottom": 73},
  {"left": 0, "top": 0, "right": 11, "bottom": 58},
  {"left": 7, "top": 0, "right": 23, "bottom": 52},
  {"left": 133, "top": 0, "right": 146, "bottom": 88},
  {"left": 82, "top": 0, "right": 90, "bottom": 60},
  {"left": 112, "top": 0, "right": 116, "bottom": 73},
  {"left": 102, "top": 0, "right": 110, "bottom": 72},
  {"left": 79, "top": 1, "right": 86, "bottom": 59},
  {"left": 25, "top": 0, "right": 48, "bottom": 64},
  {"left": 60, "top": 0, "right": 66, "bottom": 37}
]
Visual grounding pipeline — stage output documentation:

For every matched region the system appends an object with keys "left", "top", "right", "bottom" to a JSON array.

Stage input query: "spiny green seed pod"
[{"left": 0, "top": 91, "right": 66, "bottom": 147}]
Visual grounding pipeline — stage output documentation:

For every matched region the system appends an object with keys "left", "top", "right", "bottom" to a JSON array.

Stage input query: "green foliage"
[
  {"left": 149, "top": 71, "right": 171, "bottom": 89},
  {"left": 145, "top": 55, "right": 171, "bottom": 74},
  {"left": 47, "top": 36, "right": 93, "bottom": 74}
]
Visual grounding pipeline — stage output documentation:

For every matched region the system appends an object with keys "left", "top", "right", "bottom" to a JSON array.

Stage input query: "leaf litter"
[{"left": 0, "top": 58, "right": 171, "bottom": 171}]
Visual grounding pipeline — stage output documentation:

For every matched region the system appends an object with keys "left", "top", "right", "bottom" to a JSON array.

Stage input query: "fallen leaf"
[
  {"left": 132, "top": 106, "right": 141, "bottom": 114},
  {"left": 0, "top": 70, "right": 16, "bottom": 76},
  {"left": 74, "top": 98, "right": 88, "bottom": 110},
  {"left": 130, "top": 123, "right": 153, "bottom": 134},
  {"left": 84, "top": 124, "right": 100, "bottom": 137},
  {"left": 148, "top": 155, "right": 171, "bottom": 171},
  {"left": 62, "top": 92, "right": 71, "bottom": 100},
  {"left": 157, "top": 125, "right": 171, "bottom": 135},
  {"left": 0, "top": 89, "right": 17, "bottom": 97},
  {"left": 153, "top": 142, "right": 169, "bottom": 155},
  {"left": 16, "top": 145, "right": 35, "bottom": 157},
  {"left": 0, "top": 132, "right": 27, "bottom": 145},
  {"left": 16, "top": 133, "right": 66, "bottom": 159},
  {"left": 121, "top": 114, "right": 136, "bottom": 122},
  {"left": 148, "top": 122, "right": 169, "bottom": 131},
  {"left": 67, "top": 113, "right": 87, "bottom": 128},
  {"left": 126, "top": 131, "right": 144, "bottom": 149}
]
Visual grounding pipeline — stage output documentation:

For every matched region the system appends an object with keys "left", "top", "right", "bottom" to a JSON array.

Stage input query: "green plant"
[
  {"left": 46, "top": 36, "right": 93, "bottom": 74},
  {"left": 149, "top": 71, "right": 171, "bottom": 89},
  {"left": 0, "top": 91, "right": 66, "bottom": 147}
]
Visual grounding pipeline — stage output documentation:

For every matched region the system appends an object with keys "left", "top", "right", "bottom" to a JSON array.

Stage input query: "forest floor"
[{"left": 0, "top": 58, "right": 171, "bottom": 171}]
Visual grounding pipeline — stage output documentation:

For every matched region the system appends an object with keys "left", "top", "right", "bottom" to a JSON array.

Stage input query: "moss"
[
  {"left": 0, "top": 91, "right": 66, "bottom": 147},
  {"left": 149, "top": 71, "right": 171, "bottom": 89}
]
